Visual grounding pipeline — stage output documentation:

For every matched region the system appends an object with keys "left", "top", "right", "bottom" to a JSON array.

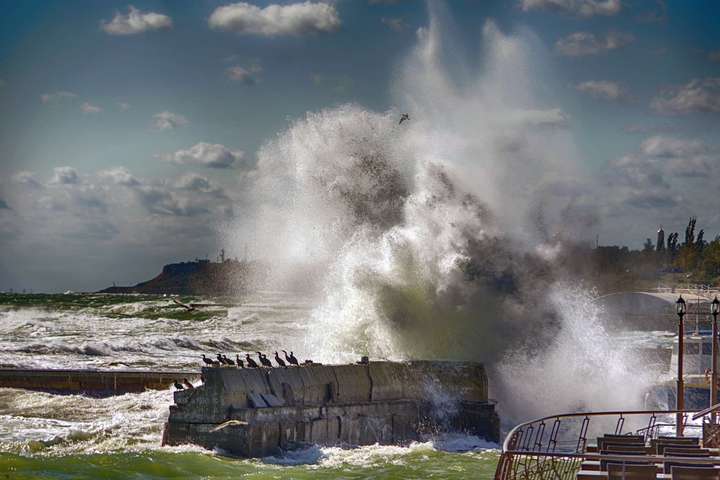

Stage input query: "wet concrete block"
[{"left": 332, "top": 364, "right": 371, "bottom": 403}]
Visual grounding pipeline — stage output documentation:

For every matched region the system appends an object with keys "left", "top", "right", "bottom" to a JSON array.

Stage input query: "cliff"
[{"left": 99, "top": 259, "right": 265, "bottom": 296}]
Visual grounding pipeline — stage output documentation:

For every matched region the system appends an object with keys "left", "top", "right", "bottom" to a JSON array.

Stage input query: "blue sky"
[{"left": 1, "top": 0, "right": 720, "bottom": 292}]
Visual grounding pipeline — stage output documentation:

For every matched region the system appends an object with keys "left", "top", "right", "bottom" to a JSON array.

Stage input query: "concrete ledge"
[
  {"left": 0, "top": 368, "right": 199, "bottom": 396},
  {"left": 163, "top": 361, "right": 499, "bottom": 457}
]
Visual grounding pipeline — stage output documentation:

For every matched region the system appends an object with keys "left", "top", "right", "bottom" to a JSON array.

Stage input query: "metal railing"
[{"left": 494, "top": 409, "right": 711, "bottom": 480}]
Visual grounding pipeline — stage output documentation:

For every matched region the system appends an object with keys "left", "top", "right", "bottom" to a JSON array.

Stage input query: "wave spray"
[{"left": 238, "top": 3, "right": 655, "bottom": 422}]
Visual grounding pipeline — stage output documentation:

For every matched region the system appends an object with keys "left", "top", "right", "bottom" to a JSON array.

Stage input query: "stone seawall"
[
  {"left": 163, "top": 361, "right": 499, "bottom": 457},
  {"left": 0, "top": 369, "right": 198, "bottom": 396}
]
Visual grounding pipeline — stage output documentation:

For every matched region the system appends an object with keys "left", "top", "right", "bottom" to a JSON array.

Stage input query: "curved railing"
[{"left": 494, "top": 409, "right": 709, "bottom": 480}]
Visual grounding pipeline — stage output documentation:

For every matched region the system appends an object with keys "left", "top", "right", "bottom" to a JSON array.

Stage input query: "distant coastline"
[{"left": 98, "top": 256, "right": 265, "bottom": 296}]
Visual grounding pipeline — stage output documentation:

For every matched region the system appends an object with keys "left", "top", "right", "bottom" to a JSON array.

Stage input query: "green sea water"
[
  {"left": 0, "top": 293, "right": 502, "bottom": 479},
  {"left": 1, "top": 449, "right": 499, "bottom": 479}
]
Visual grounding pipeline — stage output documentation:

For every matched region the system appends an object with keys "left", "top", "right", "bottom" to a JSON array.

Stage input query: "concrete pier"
[
  {"left": 0, "top": 368, "right": 198, "bottom": 396},
  {"left": 163, "top": 361, "right": 499, "bottom": 457}
]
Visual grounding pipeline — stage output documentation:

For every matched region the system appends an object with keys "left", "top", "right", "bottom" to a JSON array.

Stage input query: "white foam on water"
[
  {"left": 262, "top": 434, "right": 498, "bottom": 468},
  {"left": 0, "top": 388, "right": 176, "bottom": 455}
]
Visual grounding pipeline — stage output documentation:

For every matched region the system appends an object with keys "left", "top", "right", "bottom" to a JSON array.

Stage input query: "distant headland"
[{"left": 99, "top": 250, "right": 265, "bottom": 296}]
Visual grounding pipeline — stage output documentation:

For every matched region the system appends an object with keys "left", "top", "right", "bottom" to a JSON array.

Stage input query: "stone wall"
[{"left": 163, "top": 361, "right": 499, "bottom": 457}]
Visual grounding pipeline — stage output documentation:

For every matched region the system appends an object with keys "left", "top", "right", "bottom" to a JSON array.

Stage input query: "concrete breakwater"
[
  {"left": 0, "top": 368, "right": 198, "bottom": 396},
  {"left": 163, "top": 361, "right": 499, "bottom": 457}
]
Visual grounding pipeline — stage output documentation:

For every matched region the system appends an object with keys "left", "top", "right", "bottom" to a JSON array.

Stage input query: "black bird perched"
[
  {"left": 173, "top": 380, "right": 184, "bottom": 390},
  {"left": 236, "top": 354, "right": 244, "bottom": 368},
  {"left": 258, "top": 352, "right": 273, "bottom": 368},
  {"left": 245, "top": 353, "right": 259, "bottom": 368},
  {"left": 288, "top": 351, "right": 300, "bottom": 366},
  {"left": 216, "top": 353, "right": 228, "bottom": 365},
  {"left": 274, "top": 351, "right": 286, "bottom": 367},
  {"left": 202, "top": 354, "right": 214, "bottom": 366},
  {"left": 399, "top": 113, "right": 409, "bottom": 125},
  {"left": 182, "top": 378, "right": 194, "bottom": 389},
  {"left": 223, "top": 354, "right": 236, "bottom": 366}
]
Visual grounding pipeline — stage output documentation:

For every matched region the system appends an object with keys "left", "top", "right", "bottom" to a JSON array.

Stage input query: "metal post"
[
  {"left": 712, "top": 309, "right": 719, "bottom": 423},
  {"left": 677, "top": 309, "right": 685, "bottom": 436}
]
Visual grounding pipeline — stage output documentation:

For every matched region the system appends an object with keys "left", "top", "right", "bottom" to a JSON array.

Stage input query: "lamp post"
[
  {"left": 711, "top": 296, "right": 720, "bottom": 423},
  {"left": 677, "top": 295, "right": 687, "bottom": 437}
]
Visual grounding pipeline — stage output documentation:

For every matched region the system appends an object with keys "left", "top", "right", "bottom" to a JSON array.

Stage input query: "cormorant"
[
  {"left": 245, "top": 353, "right": 259, "bottom": 368},
  {"left": 288, "top": 351, "right": 300, "bottom": 366},
  {"left": 217, "top": 353, "right": 227, "bottom": 365},
  {"left": 258, "top": 352, "right": 273, "bottom": 368},
  {"left": 274, "top": 351, "right": 286, "bottom": 367},
  {"left": 399, "top": 113, "right": 409, "bottom": 125},
  {"left": 202, "top": 354, "right": 214, "bottom": 366},
  {"left": 223, "top": 354, "right": 236, "bottom": 366},
  {"left": 182, "top": 378, "right": 194, "bottom": 389},
  {"left": 173, "top": 380, "right": 184, "bottom": 390},
  {"left": 236, "top": 354, "right": 244, "bottom": 368}
]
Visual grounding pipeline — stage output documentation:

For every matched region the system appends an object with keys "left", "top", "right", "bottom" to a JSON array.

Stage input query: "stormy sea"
[
  {"left": 0, "top": 293, "right": 501, "bottom": 479},
  {"left": 0, "top": 5, "right": 673, "bottom": 479}
]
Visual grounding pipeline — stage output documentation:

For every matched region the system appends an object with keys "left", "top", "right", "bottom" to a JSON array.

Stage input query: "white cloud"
[
  {"left": 651, "top": 78, "right": 720, "bottom": 115},
  {"left": 160, "top": 142, "right": 245, "bottom": 169},
  {"left": 640, "top": 136, "right": 708, "bottom": 158},
  {"left": 50, "top": 167, "right": 80, "bottom": 185},
  {"left": 381, "top": 17, "right": 407, "bottom": 32},
  {"left": 80, "top": 102, "right": 102, "bottom": 114},
  {"left": 118, "top": 102, "right": 131, "bottom": 111},
  {"left": 152, "top": 111, "right": 189, "bottom": 131},
  {"left": 99, "top": 167, "right": 140, "bottom": 187},
  {"left": 209, "top": 1, "right": 340, "bottom": 37},
  {"left": 556, "top": 31, "right": 633, "bottom": 56},
  {"left": 40, "top": 91, "right": 77, "bottom": 104},
  {"left": 101, "top": 6, "right": 172, "bottom": 35},
  {"left": 575, "top": 80, "right": 628, "bottom": 101},
  {"left": 521, "top": 0, "right": 621, "bottom": 17},
  {"left": 226, "top": 64, "right": 262, "bottom": 84}
]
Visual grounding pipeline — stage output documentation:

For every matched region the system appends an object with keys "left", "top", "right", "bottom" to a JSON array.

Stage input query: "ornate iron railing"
[{"left": 494, "top": 409, "right": 709, "bottom": 480}]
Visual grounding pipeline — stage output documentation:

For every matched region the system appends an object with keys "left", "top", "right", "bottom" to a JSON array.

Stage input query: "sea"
[{"left": 0, "top": 292, "right": 501, "bottom": 479}]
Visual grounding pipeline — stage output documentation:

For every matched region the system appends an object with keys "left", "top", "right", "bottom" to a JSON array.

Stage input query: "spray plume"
[{"left": 235, "top": 2, "right": 655, "bottom": 422}]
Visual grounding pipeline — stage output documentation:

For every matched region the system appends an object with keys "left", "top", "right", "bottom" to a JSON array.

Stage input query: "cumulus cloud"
[
  {"left": 521, "top": 0, "right": 621, "bottom": 17},
  {"left": 575, "top": 80, "right": 628, "bottom": 101},
  {"left": 556, "top": 31, "right": 633, "bottom": 56},
  {"left": 159, "top": 142, "right": 245, "bottom": 169},
  {"left": 80, "top": 102, "right": 102, "bottom": 114},
  {"left": 381, "top": 17, "right": 407, "bottom": 32},
  {"left": 226, "top": 64, "right": 262, "bottom": 84},
  {"left": 101, "top": 6, "right": 172, "bottom": 35},
  {"left": 152, "top": 111, "right": 189, "bottom": 131},
  {"left": 209, "top": 1, "right": 340, "bottom": 36},
  {"left": 651, "top": 78, "right": 720, "bottom": 115},
  {"left": 99, "top": 167, "right": 140, "bottom": 187},
  {"left": 50, "top": 167, "right": 80, "bottom": 185},
  {"left": 40, "top": 91, "right": 77, "bottom": 104}
]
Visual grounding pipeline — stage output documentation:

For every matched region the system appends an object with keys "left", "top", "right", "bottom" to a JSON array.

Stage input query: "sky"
[{"left": 1, "top": 0, "right": 720, "bottom": 292}]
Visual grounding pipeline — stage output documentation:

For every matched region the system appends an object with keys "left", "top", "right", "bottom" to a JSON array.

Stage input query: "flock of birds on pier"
[
  {"left": 174, "top": 351, "right": 308, "bottom": 390},
  {"left": 201, "top": 350, "right": 305, "bottom": 369}
]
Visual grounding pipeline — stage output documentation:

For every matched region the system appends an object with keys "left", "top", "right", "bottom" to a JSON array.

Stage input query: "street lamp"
[
  {"left": 677, "top": 295, "right": 687, "bottom": 437},
  {"left": 711, "top": 296, "right": 720, "bottom": 422}
]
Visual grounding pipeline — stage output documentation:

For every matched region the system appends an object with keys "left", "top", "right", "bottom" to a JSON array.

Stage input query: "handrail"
[
  {"left": 692, "top": 402, "right": 720, "bottom": 420},
  {"left": 502, "top": 409, "right": 698, "bottom": 453}
]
